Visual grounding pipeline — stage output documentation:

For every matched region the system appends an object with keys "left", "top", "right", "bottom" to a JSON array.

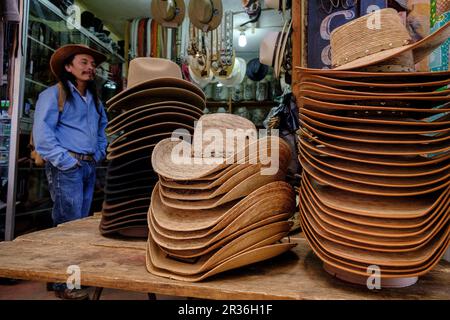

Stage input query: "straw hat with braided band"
[
  {"left": 331, "top": 8, "right": 450, "bottom": 71},
  {"left": 151, "top": 0, "right": 186, "bottom": 28},
  {"left": 188, "top": 0, "right": 223, "bottom": 32}
]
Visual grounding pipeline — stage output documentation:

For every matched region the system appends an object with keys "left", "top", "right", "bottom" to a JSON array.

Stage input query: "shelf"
[
  {"left": 35, "top": 0, "right": 124, "bottom": 63},
  {"left": 25, "top": 77, "right": 49, "bottom": 89},
  {"left": 27, "top": 35, "right": 55, "bottom": 52}
]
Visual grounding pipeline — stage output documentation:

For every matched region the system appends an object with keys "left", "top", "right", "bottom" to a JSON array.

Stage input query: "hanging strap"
[{"left": 56, "top": 82, "right": 66, "bottom": 112}]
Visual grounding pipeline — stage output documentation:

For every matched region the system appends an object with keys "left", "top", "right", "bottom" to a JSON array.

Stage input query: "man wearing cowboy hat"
[{"left": 32, "top": 44, "right": 108, "bottom": 299}]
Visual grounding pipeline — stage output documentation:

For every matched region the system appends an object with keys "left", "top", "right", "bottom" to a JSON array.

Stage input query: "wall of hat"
[
  {"left": 119, "top": 1, "right": 292, "bottom": 129},
  {"left": 7, "top": 0, "right": 126, "bottom": 229},
  {"left": 180, "top": 2, "right": 292, "bottom": 129},
  {"left": 22, "top": 0, "right": 125, "bottom": 135}
]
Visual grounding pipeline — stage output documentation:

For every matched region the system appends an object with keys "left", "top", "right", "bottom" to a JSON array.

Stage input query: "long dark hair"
[{"left": 59, "top": 54, "right": 101, "bottom": 115}]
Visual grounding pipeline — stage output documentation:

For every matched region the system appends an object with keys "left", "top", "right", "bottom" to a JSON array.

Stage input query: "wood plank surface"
[{"left": 0, "top": 216, "right": 449, "bottom": 300}]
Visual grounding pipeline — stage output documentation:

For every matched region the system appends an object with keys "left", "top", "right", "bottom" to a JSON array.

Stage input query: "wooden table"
[{"left": 0, "top": 215, "right": 449, "bottom": 300}]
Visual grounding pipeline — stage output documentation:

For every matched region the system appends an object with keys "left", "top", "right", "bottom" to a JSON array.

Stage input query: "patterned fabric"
[{"left": 430, "top": 11, "right": 450, "bottom": 71}]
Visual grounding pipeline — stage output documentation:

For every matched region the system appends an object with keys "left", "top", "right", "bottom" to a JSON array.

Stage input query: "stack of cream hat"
[
  {"left": 100, "top": 58, "right": 205, "bottom": 238},
  {"left": 146, "top": 113, "right": 297, "bottom": 281},
  {"left": 295, "top": 8, "right": 450, "bottom": 288}
]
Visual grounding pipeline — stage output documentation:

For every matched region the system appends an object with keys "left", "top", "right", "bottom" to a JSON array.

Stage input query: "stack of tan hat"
[
  {"left": 146, "top": 113, "right": 297, "bottom": 281},
  {"left": 295, "top": 9, "right": 450, "bottom": 288},
  {"left": 100, "top": 58, "right": 205, "bottom": 238}
]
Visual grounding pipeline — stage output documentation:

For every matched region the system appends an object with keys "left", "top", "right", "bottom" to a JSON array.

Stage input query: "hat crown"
[
  {"left": 192, "top": 0, "right": 214, "bottom": 23},
  {"left": 193, "top": 114, "right": 257, "bottom": 158},
  {"left": 331, "top": 8, "right": 412, "bottom": 68},
  {"left": 127, "top": 58, "right": 182, "bottom": 88}
]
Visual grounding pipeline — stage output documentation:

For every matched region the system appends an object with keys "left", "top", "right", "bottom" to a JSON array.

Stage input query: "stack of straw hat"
[
  {"left": 146, "top": 113, "right": 297, "bottom": 281},
  {"left": 100, "top": 58, "right": 205, "bottom": 237},
  {"left": 295, "top": 9, "right": 450, "bottom": 288}
]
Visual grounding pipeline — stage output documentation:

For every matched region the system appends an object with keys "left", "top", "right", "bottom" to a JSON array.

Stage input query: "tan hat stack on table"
[
  {"left": 100, "top": 58, "right": 205, "bottom": 238},
  {"left": 295, "top": 8, "right": 450, "bottom": 288},
  {"left": 146, "top": 113, "right": 297, "bottom": 281}
]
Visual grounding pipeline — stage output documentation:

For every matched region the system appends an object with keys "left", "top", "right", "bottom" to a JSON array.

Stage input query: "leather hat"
[{"left": 50, "top": 44, "right": 107, "bottom": 79}]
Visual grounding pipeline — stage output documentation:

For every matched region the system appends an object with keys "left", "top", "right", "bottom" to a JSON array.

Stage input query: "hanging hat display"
[
  {"left": 188, "top": 0, "right": 223, "bottom": 32},
  {"left": 246, "top": 58, "right": 269, "bottom": 82},
  {"left": 151, "top": 0, "right": 186, "bottom": 28}
]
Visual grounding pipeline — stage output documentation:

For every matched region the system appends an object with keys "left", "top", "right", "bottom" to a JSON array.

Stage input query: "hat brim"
[
  {"left": 147, "top": 218, "right": 291, "bottom": 275},
  {"left": 275, "top": 20, "right": 292, "bottom": 78},
  {"left": 296, "top": 74, "right": 450, "bottom": 90},
  {"left": 298, "top": 81, "right": 450, "bottom": 97},
  {"left": 107, "top": 77, "right": 205, "bottom": 106},
  {"left": 108, "top": 101, "right": 203, "bottom": 130},
  {"left": 146, "top": 237, "right": 296, "bottom": 281},
  {"left": 50, "top": 44, "right": 107, "bottom": 79},
  {"left": 108, "top": 122, "right": 194, "bottom": 152},
  {"left": 217, "top": 58, "right": 246, "bottom": 87},
  {"left": 334, "top": 21, "right": 450, "bottom": 70},
  {"left": 107, "top": 111, "right": 198, "bottom": 137},
  {"left": 299, "top": 130, "right": 450, "bottom": 168},
  {"left": 107, "top": 87, "right": 206, "bottom": 113}
]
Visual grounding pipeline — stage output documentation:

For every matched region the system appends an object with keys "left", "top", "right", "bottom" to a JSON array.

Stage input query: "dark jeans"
[
  {"left": 45, "top": 160, "right": 96, "bottom": 293},
  {"left": 45, "top": 160, "right": 96, "bottom": 226}
]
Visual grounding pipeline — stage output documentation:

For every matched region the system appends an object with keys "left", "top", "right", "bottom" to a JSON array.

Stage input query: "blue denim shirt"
[{"left": 33, "top": 81, "right": 108, "bottom": 170}]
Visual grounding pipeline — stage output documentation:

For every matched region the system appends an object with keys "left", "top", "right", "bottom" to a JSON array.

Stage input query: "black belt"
[{"left": 69, "top": 151, "right": 95, "bottom": 162}]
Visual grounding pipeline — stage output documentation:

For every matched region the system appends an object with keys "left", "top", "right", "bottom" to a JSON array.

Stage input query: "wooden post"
[{"left": 292, "top": 0, "right": 304, "bottom": 104}]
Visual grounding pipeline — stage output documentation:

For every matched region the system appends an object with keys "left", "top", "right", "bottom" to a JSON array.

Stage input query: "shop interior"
[{"left": 1, "top": 0, "right": 291, "bottom": 238}]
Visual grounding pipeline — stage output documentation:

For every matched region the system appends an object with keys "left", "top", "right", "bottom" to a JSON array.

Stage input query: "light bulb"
[
  {"left": 238, "top": 31, "right": 247, "bottom": 47},
  {"left": 216, "top": 82, "right": 223, "bottom": 87}
]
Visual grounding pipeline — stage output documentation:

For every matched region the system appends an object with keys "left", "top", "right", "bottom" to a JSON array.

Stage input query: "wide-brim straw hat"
[
  {"left": 330, "top": 8, "right": 450, "bottom": 71},
  {"left": 50, "top": 44, "right": 107, "bottom": 79},
  {"left": 299, "top": 187, "right": 449, "bottom": 253},
  {"left": 151, "top": 181, "right": 293, "bottom": 231},
  {"left": 189, "top": 65, "right": 214, "bottom": 88},
  {"left": 100, "top": 222, "right": 149, "bottom": 238},
  {"left": 107, "top": 87, "right": 206, "bottom": 113},
  {"left": 147, "top": 220, "right": 292, "bottom": 275},
  {"left": 149, "top": 195, "right": 294, "bottom": 250},
  {"left": 106, "top": 58, "right": 205, "bottom": 106},
  {"left": 151, "top": 0, "right": 186, "bottom": 28},
  {"left": 299, "top": 200, "right": 449, "bottom": 288},
  {"left": 188, "top": 0, "right": 223, "bottom": 32},
  {"left": 217, "top": 57, "right": 247, "bottom": 87},
  {"left": 295, "top": 67, "right": 450, "bottom": 81},
  {"left": 151, "top": 111, "right": 297, "bottom": 181},
  {"left": 151, "top": 182, "right": 295, "bottom": 236},
  {"left": 298, "top": 81, "right": 450, "bottom": 97},
  {"left": 108, "top": 101, "right": 202, "bottom": 128},
  {"left": 296, "top": 73, "right": 450, "bottom": 91},
  {"left": 146, "top": 237, "right": 296, "bottom": 281},
  {"left": 107, "top": 112, "right": 197, "bottom": 137}
]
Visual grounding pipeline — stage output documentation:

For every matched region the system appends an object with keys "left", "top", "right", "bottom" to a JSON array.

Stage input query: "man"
[{"left": 33, "top": 44, "right": 108, "bottom": 300}]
